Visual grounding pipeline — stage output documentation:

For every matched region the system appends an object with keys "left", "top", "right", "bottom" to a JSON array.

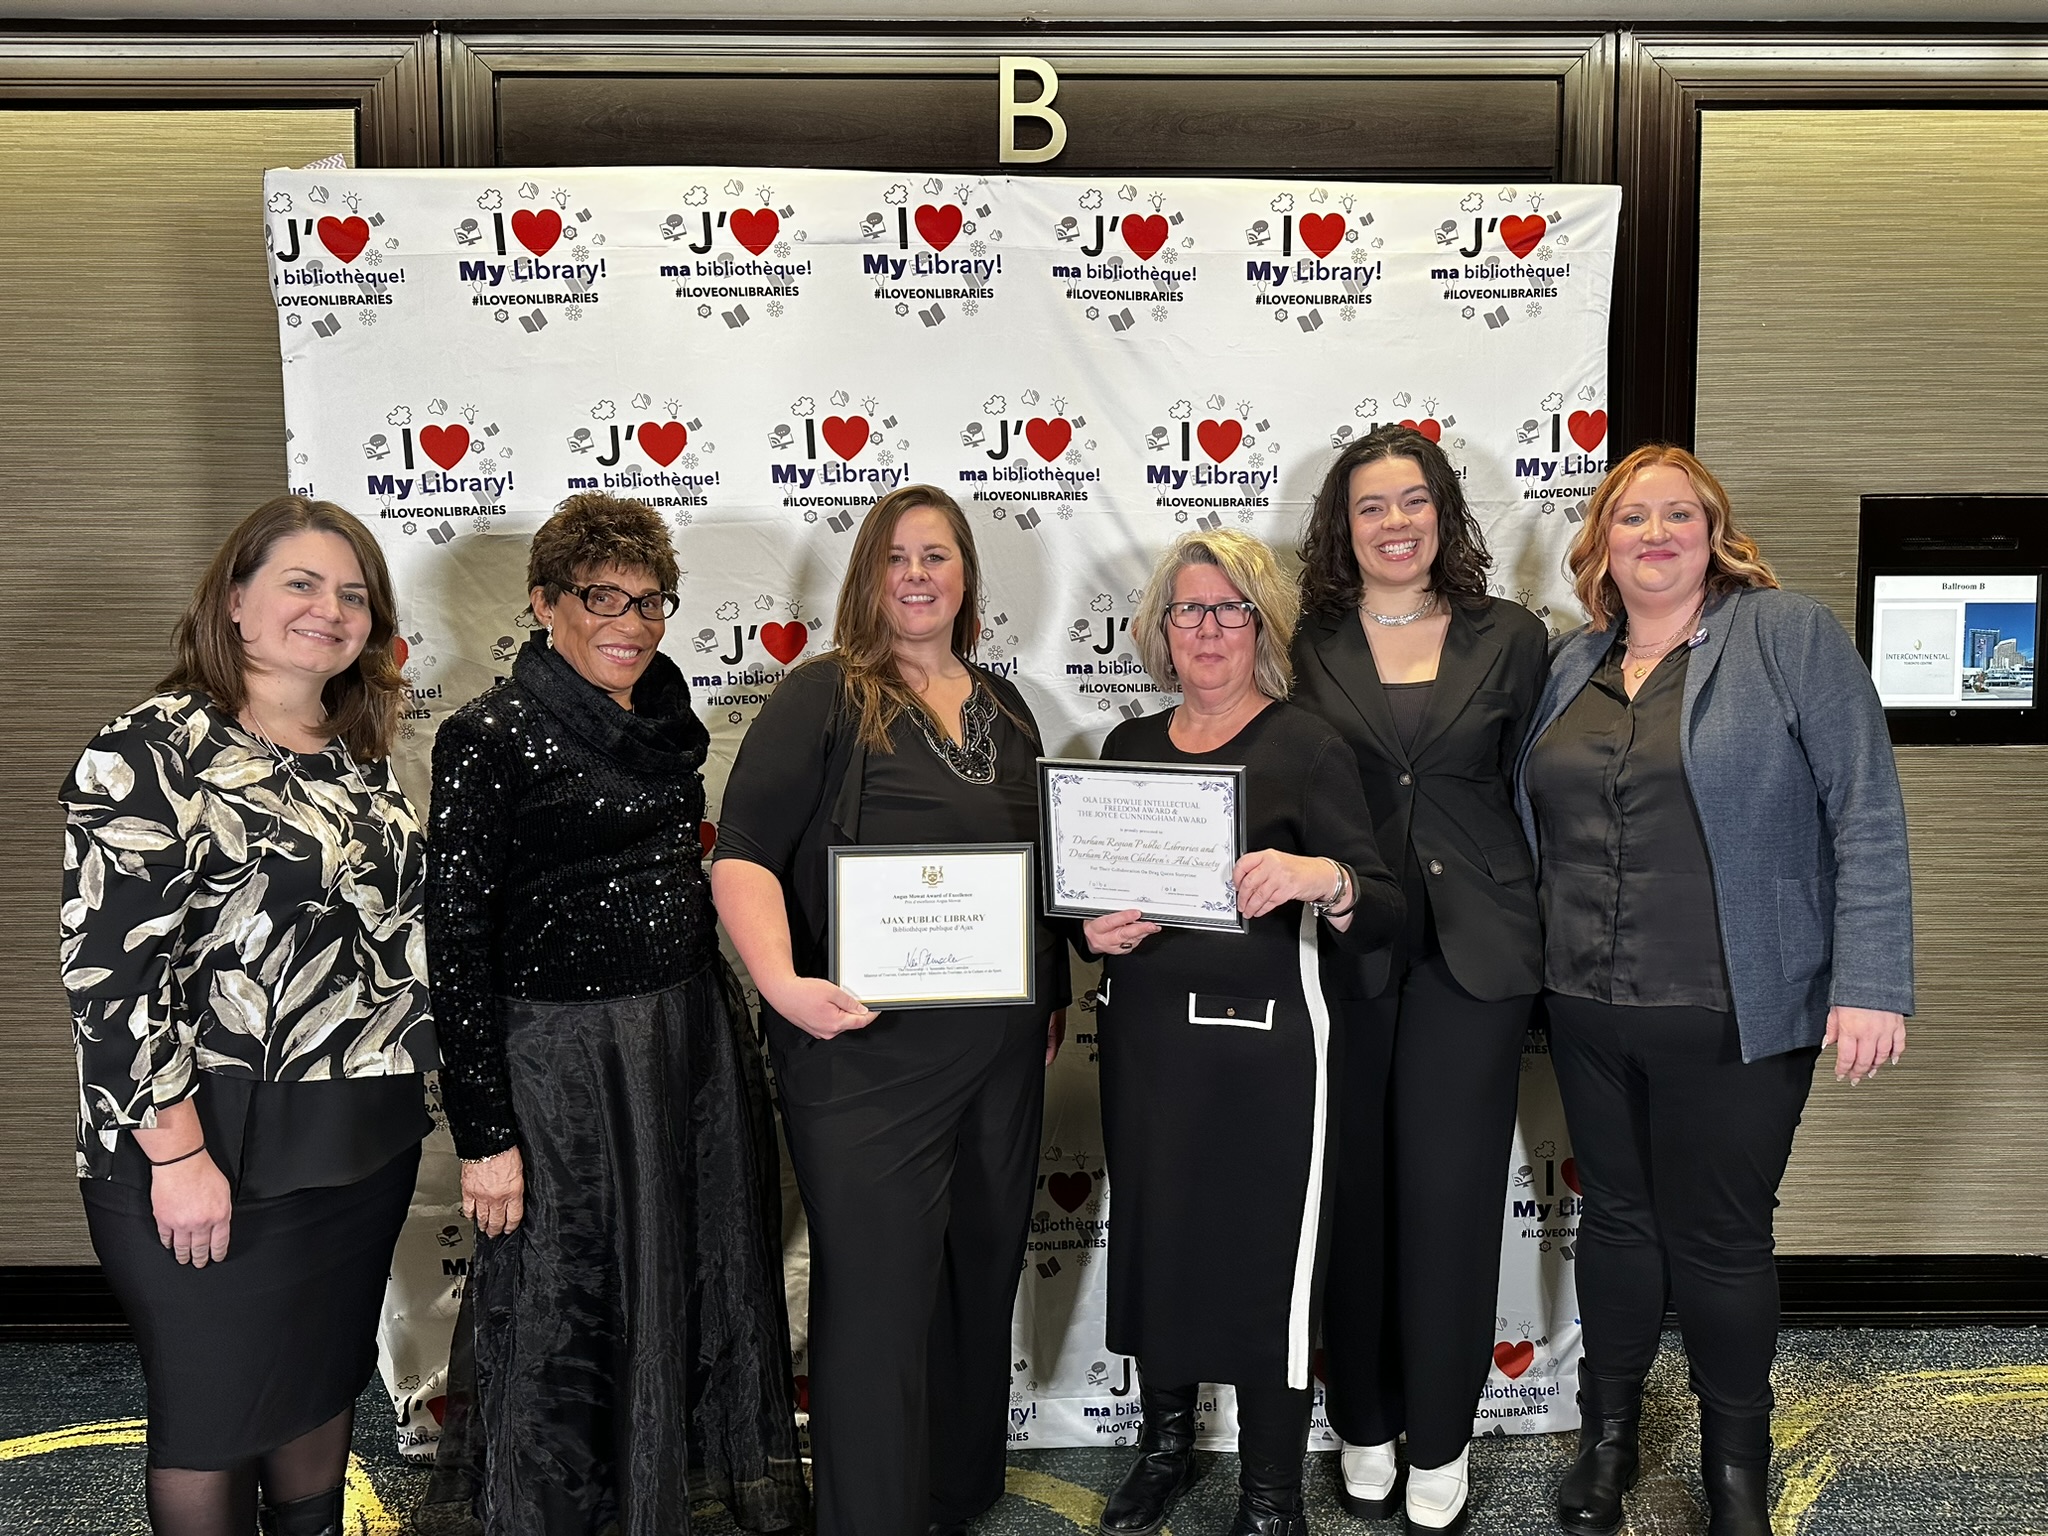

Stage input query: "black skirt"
[
  {"left": 81, "top": 1142, "right": 420, "bottom": 1470},
  {"left": 466, "top": 961, "right": 808, "bottom": 1536}
]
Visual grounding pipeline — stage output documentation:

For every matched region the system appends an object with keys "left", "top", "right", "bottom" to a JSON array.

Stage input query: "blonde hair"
[
  {"left": 1133, "top": 529, "right": 1298, "bottom": 699},
  {"left": 1567, "top": 444, "right": 1780, "bottom": 631}
]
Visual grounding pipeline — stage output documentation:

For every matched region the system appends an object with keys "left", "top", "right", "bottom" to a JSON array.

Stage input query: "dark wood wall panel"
[{"left": 497, "top": 72, "right": 1560, "bottom": 175}]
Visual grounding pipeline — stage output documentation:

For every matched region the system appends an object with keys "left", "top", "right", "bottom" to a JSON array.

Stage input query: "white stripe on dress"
[{"left": 1284, "top": 904, "right": 1332, "bottom": 1390}]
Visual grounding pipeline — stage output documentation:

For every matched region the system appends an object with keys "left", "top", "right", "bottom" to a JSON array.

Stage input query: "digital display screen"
[{"left": 1869, "top": 574, "right": 2039, "bottom": 711}]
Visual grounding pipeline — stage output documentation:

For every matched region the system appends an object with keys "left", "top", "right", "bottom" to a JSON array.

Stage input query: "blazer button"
[
  {"left": 1398, "top": 772, "right": 1413, "bottom": 786},
  {"left": 1428, "top": 859, "right": 1444, "bottom": 875},
  {"left": 1226, "top": 1007, "right": 1237, "bottom": 1017}
]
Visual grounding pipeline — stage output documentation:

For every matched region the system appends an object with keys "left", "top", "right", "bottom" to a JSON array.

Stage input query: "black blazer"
[{"left": 1291, "top": 597, "right": 1548, "bottom": 1002}]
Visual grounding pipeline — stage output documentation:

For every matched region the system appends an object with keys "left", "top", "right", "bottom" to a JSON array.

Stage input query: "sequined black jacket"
[{"left": 427, "top": 633, "right": 715, "bottom": 1158}]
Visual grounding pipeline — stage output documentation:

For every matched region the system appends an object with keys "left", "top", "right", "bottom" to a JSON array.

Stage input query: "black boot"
[
  {"left": 1227, "top": 1440, "right": 1306, "bottom": 1536},
  {"left": 260, "top": 1487, "right": 344, "bottom": 1536},
  {"left": 1554, "top": 1365, "right": 1640, "bottom": 1535},
  {"left": 1100, "top": 1381, "right": 1199, "bottom": 1536},
  {"left": 1699, "top": 1408, "right": 1772, "bottom": 1536}
]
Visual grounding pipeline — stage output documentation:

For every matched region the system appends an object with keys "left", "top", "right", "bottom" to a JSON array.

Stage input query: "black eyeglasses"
[
  {"left": 564, "top": 583, "right": 681, "bottom": 621},
  {"left": 1165, "top": 600, "right": 1259, "bottom": 629}
]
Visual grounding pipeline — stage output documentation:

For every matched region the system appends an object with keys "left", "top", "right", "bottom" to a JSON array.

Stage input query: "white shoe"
[
  {"left": 1402, "top": 1444, "right": 1469, "bottom": 1533},
  {"left": 1338, "top": 1439, "right": 1401, "bottom": 1519}
]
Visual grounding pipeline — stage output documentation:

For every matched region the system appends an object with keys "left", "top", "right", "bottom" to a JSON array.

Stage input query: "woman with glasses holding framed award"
[
  {"left": 428, "top": 493, "right": 806, "bottom": 1536},
  {"left": 1081, "top": 530, "right": 1402, "bottom": 1536},
  {"left": 712, "top": 485, "right": 1069, "bottom": 1536}
]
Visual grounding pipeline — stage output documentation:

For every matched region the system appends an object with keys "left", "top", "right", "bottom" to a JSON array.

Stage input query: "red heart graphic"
[
  {"left": 391, "top": 635, "right": 410, "bottom": 668},
  {"left": 821, "top": 415, "right": 870, "bottom": 461},
  {"left": 1499, "top": 214, "right": 1546, "bottom": 260},
  {"left": 1047, "top": 1170, "right": 1093, "bottom": 1212},
  {"left": 1561, "top": 1157, "right": 1581, "bottom": 1194},
  {"left": 638, "top": 421, "right": 688, "bottom": 466},
  {"left": 418, "top": 424, "right": 469, "bottom": 470},
  {"left": 760, "top": 621, "right": 807, "bottom": 665},
  {"left": 1298, "top": 212, "right": 1345, "bottom": 258},
  {"left": 1024, "top": 417, "right": 1072, "bottom": 461},
  {"left": 914, "top": 203, "right": 963, "bottom": 251},
  {"left": 425, "top": 1394, "right": 447, "bottom": 1426},
  {"left": 510, "top": 207, "right": 562, "bottom": 256},
  {"left": 1567, "top": 410, "right": 1608, "bottom": 452},
  {"left": 1121, "top": 214, "right": 1169, "bottom": 261},
  {"left": 697, "top": 821, "right": 718, "bottom": 856},
  {"left": 729, "top": 207, "right": 779, "bottom": 255},
  {"left": 1398, "top": 417, "right": 1443, "bottom": 443},
  {"left": 1493, "top": 1340, "right": 1536, "bottom": 1379},
  {"left": 792, "top": 1375, "right": 810, "bottom": 1413},
  {"left": 316, "top": 215, "right": 369, "bottom": 263},
  {"left": 1196, "top": 419, "right": 1243, "bottom": 462}
]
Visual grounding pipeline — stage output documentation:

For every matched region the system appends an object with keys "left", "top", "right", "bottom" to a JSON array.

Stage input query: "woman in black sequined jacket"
[{"left": 425, "top": 493, "right": 806, "bottom": 1536}]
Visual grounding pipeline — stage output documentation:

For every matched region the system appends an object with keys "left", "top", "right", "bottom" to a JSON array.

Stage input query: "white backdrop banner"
[{"left": 264, "top": 165, "right": 1613, "bottom": 1453}]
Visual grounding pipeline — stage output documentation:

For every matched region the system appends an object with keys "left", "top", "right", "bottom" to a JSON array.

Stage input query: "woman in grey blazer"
[{"left": 1514, "top": 446, "right": 1911, "bottom": 1536}]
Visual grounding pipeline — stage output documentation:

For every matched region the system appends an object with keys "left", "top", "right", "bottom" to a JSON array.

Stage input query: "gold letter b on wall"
[{"left": 999, "top": 56, "right": 1068, "bottom": 164}]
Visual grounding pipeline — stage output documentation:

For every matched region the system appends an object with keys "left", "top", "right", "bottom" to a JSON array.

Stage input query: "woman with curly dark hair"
[
  {"left": 1291, "top": 425, "right": 1548, "bottom": 1533},
  {"left": 428, "top": 493, "right": 807, "bottom": 1536}
]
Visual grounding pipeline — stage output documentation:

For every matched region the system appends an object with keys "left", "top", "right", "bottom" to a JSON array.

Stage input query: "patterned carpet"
[{"left": 4, "top": 1330, "right": 2045, "bottom": 1534}]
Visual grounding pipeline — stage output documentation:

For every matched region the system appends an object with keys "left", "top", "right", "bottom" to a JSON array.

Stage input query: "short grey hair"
[{"left": 1131, "top": 529, "right": 1298, "bottom": 699}]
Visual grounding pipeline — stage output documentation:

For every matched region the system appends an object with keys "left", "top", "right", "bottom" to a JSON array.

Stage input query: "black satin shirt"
[{"left": 1523, "top": 639, "right": 1733, "bottom": 1010}]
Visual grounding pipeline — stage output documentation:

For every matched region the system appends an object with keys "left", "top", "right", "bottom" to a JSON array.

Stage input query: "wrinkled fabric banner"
[{"left": 265, "top": 166, "right": 1614, "bottom": 1453}]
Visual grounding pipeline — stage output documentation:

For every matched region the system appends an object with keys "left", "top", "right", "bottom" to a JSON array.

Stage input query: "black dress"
[
  {"left": 713, "top": 655, "right": 1067, "bottom": 1536},
  {"left": 427, "top": 633, "right": 806, "bottom": 1536},
  {"left": 1094, "top": 702, "right": 1400, "bottom": 1391},
  {"left": 59, "top": 691, "right": 435, "bottom": 1470}
]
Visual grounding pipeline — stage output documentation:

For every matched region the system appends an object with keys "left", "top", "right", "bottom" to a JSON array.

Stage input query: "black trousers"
[
  {"left": 770, "top": 1007, "right": 1046, "bottom": 1536},
  {"left": 1546, "top": 995, "right": 1817, "bottom": 1417},
  {"left": 1321, "top": 954, "right": 1532, "bottom": 1468}
]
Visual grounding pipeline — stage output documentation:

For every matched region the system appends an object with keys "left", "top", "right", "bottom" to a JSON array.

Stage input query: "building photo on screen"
[{"left": 1870, "top": 574, "right": 2039, "bottom": 709}]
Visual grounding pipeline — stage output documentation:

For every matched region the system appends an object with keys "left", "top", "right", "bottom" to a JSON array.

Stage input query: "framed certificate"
[
  {"left": 827, "top": 843, "right": 1037, "bottom": 1009},
  {"left": 1039, "top": 759, "right": 1248, "bottom": 932}
]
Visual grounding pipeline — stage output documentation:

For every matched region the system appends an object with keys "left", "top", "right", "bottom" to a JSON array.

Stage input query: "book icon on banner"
[
  {"left": 426, "top": 520, "right": 458, "bottom": 545},
  {"left": 1297, "top": 310, "right": 1323, "bottom": 333},
  {"left": 723, "top": 304, "right": 750, "bottom": 329},
  {"left": 311, "top": 315, "right": 341, "bottom": 337},
  {"left": 1106, "top": 308, "right": 1137, "bottom": 333},
  {"left": 1196, "top": 512, "right": 1222, "bottom": 531},
  {"left": 827, "top": 510, "right": 856, "bottom": 533},
  {"left": 919, "top": 304, "right": 945, "bottom": 328},
  {"left": 519, "top": 311, "right": 547, "bottom": 334},
  {"left": 1482, "top": 306, "right": 1511, "bottom": 329},
  {"left": 1014, "top": 508, "right": 1042, "bottom": 531}
]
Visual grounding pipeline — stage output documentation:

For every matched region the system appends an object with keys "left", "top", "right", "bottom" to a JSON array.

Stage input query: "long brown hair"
[
  {"left": 1567, "top": 445, "right": 1780, "bottom": 631},
  {"left": 822, "top": 486, "right": 990, "bottom": 751},
  {"left": 161, "top": 496, "right": 404, "bottom": 759},
  {"left": 1298, "top": 424, "right": 1493, "bottom": 620}
]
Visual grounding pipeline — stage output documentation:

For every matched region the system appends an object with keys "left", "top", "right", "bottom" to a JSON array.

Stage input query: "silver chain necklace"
[{"left": 1360, "top": 590, "right": 1438, "bottom": 627}]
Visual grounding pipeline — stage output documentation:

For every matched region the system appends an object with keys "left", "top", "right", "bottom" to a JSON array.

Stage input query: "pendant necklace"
[
  {"left": 1623, "top": 600, "right": 1705, "bottom": 682},
  {"left": 1361, "top": 590, "right": 1438, "bottom": 627}
]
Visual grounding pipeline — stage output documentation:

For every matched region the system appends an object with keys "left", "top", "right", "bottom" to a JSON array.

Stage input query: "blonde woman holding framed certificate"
[
  {"left": 712, "top": 486, "right": 1069, "bottom": 1536},
  {"left": 1084, "top": 530, "right": 1403, "bottom": 1536}
]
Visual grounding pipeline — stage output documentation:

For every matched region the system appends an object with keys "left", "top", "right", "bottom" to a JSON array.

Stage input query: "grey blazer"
[{"left": 1514, "top": 586, "right": 1915, "bottom": 1061}]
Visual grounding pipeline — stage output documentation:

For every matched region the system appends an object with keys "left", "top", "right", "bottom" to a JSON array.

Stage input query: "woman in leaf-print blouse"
[{"left": 59, "top": 496, "right": 435, "bottom": 1536}]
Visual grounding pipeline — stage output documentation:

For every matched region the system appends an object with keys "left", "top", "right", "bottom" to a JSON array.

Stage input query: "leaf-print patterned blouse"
[{"left": 60, "top": 691, "right": 437, "bottom": 1180}]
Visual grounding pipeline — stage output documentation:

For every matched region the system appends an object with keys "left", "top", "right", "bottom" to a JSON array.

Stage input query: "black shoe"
[
  {"left": 1700, "top": 1408, "right": 1772, "bottom": 1536},
  {"left": 1554, "top": 1365, "right": 1640, "bottom": 1535},
  {"left": 260, "top": 1487, "right": 344, "bottom": 1536},
  {"left": 1228, "top": 1438, "right": 1306, "bottom": 1536},
  {"left": 1100, "top": 1381, "right": 1199, "bottom": 1536}
]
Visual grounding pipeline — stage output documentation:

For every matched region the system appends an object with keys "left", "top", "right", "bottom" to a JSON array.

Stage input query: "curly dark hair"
[
  {"left": 1297, "top": 424, "right": 1493, "bottom": 620},
  {"left": 526, "top": 492, "right": 679, "bottom": 601}
]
